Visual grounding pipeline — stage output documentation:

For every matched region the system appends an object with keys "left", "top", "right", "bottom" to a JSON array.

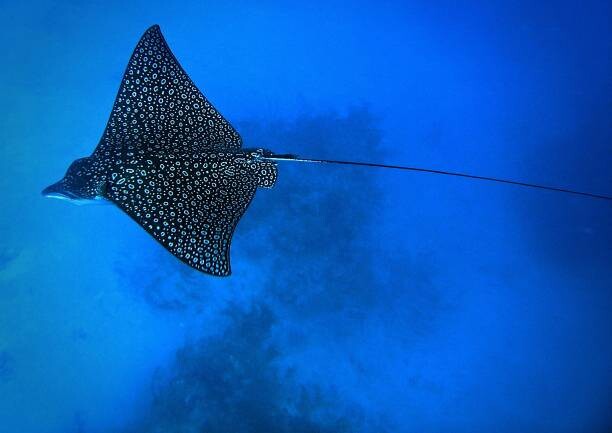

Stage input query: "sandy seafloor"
[{"left": 0, "top": 1, "right": 611, "bottom": 432}]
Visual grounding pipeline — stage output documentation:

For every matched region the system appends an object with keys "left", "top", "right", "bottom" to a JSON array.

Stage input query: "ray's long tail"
[{"left": 263, "top": 153, "right": 612, "bottom": 201}]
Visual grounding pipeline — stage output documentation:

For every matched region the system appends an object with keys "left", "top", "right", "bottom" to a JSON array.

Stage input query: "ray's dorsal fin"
[
  {"left": 94, "top": 25, "right": 242, "bottom": 158},
  {"left": 104, "top": 151, "right": 277, "bottom": 276}
]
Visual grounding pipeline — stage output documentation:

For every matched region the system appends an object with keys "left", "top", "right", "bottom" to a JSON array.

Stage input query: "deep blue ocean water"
[{"left": 1, "top": 1, "right": 611, "bottom": 432}]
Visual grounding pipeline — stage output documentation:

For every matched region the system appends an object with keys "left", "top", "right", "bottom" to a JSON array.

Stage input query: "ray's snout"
[{"left": 42, "top": 180, "right": 72, "bottom": 200}]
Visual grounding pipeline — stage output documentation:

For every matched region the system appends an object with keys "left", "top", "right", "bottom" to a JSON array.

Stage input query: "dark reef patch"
[
  {"left": 122, "top": 304, "right": 385, "bottom": 433},
  {"left": 114, "top": 108, "right": 444, "bottom": 432}
]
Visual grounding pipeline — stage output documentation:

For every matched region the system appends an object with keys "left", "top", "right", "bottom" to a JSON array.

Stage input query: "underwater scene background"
[{"left": 1, "top": 1, "right": 611, "bottom": 432}]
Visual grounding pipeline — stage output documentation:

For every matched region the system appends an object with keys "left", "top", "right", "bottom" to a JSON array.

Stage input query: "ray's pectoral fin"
[
  {"left": 103, "top": 154, "right": 268, "bottom": 276},
  {"left": 93, "top": 25, "right": 243, "bottom": 158}
]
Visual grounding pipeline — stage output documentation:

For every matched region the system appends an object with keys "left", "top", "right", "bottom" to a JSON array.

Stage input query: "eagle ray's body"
[
  {"left": 43, "top": 25, "right": 277, "bottom": 276},
  {"left": 42, "top": 25, "right": 612, "bottom": 276}
]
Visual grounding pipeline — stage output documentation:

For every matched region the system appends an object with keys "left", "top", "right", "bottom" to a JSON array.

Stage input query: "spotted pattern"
[
  {"left": 106, "top": 151, "right": 276, "bottom": 275},
  {"left": 94, "top": 25, "right": 242, "bottom": 159},
  {"left": 46, "top": 25, "right": 278, "bottom": 275}
]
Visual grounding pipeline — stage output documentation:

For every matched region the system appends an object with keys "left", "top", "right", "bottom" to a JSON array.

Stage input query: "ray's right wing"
[{"left": 94, "top": 25, "right": 242, "bottom": 158}]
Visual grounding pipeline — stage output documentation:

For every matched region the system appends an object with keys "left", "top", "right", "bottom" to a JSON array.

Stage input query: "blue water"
[{"left": 1, "top": 1, "right": 611, "bottom": 432}]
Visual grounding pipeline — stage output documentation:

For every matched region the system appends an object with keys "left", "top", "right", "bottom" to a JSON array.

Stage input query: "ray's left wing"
[
  {"left": 103, "top": 152, "right": 277, "bottom": 276},
  {"left": 94, "top": 25, "right": 242, "bottom": 158}
]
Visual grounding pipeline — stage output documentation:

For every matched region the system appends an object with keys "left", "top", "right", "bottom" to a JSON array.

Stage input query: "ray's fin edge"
[{"left": 102, "top": 180, "right": 234, "bottom": 277}]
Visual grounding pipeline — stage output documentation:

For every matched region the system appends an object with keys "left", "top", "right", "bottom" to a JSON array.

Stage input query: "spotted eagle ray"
[{"left": 42, "top": 25, "right": 611, "bottom": 276}]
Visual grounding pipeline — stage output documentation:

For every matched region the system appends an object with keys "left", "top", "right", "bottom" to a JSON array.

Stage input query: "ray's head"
[{"left": 42, "top": 157, "right": 106, "bottom": 204}]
